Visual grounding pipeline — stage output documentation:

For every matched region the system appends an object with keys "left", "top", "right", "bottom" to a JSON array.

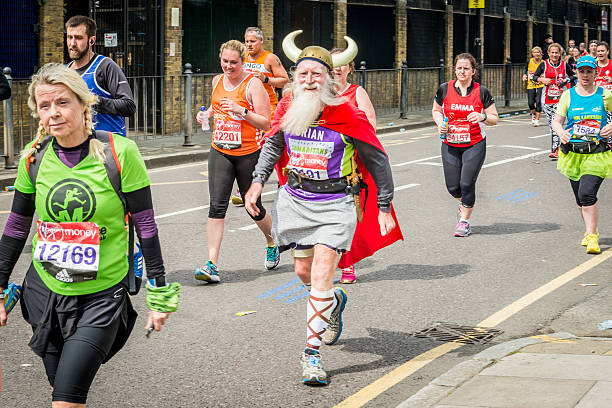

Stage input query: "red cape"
[{"left": 263, "top": 96, "right": 403, "bottom": 268}]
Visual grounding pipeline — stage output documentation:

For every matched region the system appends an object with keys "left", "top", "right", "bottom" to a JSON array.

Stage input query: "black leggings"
[
  {"left": 441, "top": 139, "right": 486, "bottom": 208},
  {"left": 569, "top": 175, "right": 604, "bottom": 207},
  {"left": 208, "top": 148, "right": 266, "bottom": 220},
  {"left": 43, "top": 322, "right": 120, "bottom": 403},
  {"left": 527, "top": 88, "right": 543, "bottom": 112}
]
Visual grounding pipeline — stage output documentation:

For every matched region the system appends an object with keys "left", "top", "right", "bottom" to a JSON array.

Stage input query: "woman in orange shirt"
[{"left": 195, "top": 40, "right": 278, "bottom": 282}]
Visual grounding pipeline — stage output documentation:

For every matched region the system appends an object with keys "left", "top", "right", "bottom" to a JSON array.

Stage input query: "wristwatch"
[
  {"left": 480, "top": 113, "right": 487, "bottom": 122},
  {"left": 0, "top": 292, "right": 4, "bottom": 300},
  {"left": 264, "top": 76, "right": 269, "bottom": 84},
  {"left": 241, "top": 108, "right": 248, "bottom": 118}
]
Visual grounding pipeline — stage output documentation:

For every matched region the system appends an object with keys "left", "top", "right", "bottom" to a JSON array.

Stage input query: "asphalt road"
[{"left": 2, "top": 114, "right": 612, "bottom": 407}]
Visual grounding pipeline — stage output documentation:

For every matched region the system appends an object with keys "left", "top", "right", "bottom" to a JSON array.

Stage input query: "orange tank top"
[
  {"left": 211, "top": 74, "right": 262, "bottom": 156},
  {"left": 244, "top": 50, "right": 279, "bottom": 111}
]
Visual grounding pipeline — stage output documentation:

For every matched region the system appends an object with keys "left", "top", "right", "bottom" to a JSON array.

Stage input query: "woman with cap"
[
  {"left": 551, "top": 55, "right": 612, "bottom": 254},
  {"left": 533, "top": 42, "right": 575, "bottom": 159},
  {"left": 432, "top": 53, "right": 499, "bottom": 237}
]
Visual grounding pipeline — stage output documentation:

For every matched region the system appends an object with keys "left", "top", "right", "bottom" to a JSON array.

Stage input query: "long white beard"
[{"left": 282, "top": 80, "right": 343, "bottom": 135}]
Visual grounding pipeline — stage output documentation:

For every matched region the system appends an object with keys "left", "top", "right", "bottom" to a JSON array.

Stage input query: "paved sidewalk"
[
  {"left": 398, "top": 333, "right": 612, "bottom": 408},
  {"left": 0, "top": 104, "right": 529, "bottom": 188}
]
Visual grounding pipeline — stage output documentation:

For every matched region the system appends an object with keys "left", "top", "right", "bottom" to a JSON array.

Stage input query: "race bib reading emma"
[
  {"left": 34, "top": 221, "right": 100, "bottom": 283},
  {"left": 213, "top": 117, "right": 242, "bottom": 150},
  {"left": 447, "top": 120, "right": 471, "bottom": 144}
]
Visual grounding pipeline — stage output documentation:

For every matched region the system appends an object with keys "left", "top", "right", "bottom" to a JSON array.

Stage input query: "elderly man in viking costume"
[{"left": 245, "top": 31, "right": 401, "bottom": 385}]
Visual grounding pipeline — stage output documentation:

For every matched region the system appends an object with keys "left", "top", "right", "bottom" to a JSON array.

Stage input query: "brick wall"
[
  {"left": 395, "top": 0, "right": 407, "bottom": 69},
  {"left": 38, "top": 0, "right": 64, "bottom": 66},
  {"left": 334, "top": 0, "right": 347, "bottom": 49},
  {"left": 164, "top": 0, "right": 183, "bottom": 135},
  {"left": 258, "top": 0, "right": 274, "bottom": 52}
]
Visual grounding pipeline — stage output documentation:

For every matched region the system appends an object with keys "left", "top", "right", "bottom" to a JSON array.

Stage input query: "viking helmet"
[{"left": 282, "top": 30, "right": 358, "bottom": 70}]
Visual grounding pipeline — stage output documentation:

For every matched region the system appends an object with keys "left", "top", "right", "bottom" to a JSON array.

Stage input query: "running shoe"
[
  {"left": 301, "top": 348, "right": 328, "bottom": 385},
  {"left": 586, "top": 234, "right": 601, "bottom": 254},
  {"left": 534, "top": 119, "right": 540, "bottom": 127},
  {"left": 340, "top": 265, "right": 356, "bottom": 284},
  {"left": 581, "top": 230, "right": 599, "bottom": 246},
  {"left": 231, "top": 190, "right": 244, "bottom": 206},
  {"left": 531, "top": 114, "right": 535, "bottom": 125},
  {"left": 454, "top": 221, "right": 471, "bottom": 237},
  {"left": 265, "top": 245, "right": 280, "bottom": 270},
  {"left": 323, "top": 287, "right": 348, "bottom": 345},
  {"left": 548, "top": 150, "right": 559, "bottom": 159},
  {"left": 194, "top": 260, "right": 220, "bottom": 282}
]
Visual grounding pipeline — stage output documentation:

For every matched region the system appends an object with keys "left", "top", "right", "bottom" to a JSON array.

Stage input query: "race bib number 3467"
[{"left": 34, "top": 221, "right": 100, "bottom": 283}]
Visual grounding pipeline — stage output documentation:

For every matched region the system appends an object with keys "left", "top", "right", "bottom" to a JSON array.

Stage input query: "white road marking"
[
  {"left": 238, "top": 224, "right": 259, "bottom": 231},
  {"left": 482, "top": 150, "right": 549, "bottom": 168},
  {"left": 155, "top": 205, "right": 210, "bottom": 220},
  {"left": 392, "top": 155, "right": 442, "bottom": 167},
  {"left": 498, "top": 145, "right": 542, "bottom": 151},
  {"left": 528, "top": 133, "right": 550, "bottom": 139},
  {"left": 148, "top": 160, "right": 208, "bottom": 173},
  {"left": 394, "top": 183, "right": 420, "bottom": 191},
  {"left": 417, "top": 162, "right": 443, "bottom": 166}
]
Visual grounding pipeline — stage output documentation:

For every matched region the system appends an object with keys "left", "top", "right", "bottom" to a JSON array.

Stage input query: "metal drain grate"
[{"left": 411, "top": 322, "right": 503, "bottom": 345}]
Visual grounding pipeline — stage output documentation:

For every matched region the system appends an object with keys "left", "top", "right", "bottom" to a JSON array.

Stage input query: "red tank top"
[
  {"left": 442, "top": 80, "right": 485, "bottom": 147},
  {"left": 597, "top": 60, "right": 612, "bottom": 91},
  {"left": 543, "top": 60, "right": 569, "bottom": 105},
  {"left": 339, "top": 83, "right": 359, "bottom": 107}
]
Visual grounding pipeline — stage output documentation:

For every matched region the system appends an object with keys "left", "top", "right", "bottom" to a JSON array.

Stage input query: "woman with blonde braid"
[{"left": 0, "top": 63, "right": 179, "bottom": 407}]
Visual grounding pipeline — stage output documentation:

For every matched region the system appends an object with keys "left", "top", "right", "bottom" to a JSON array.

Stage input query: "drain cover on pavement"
[{"left": 411, "top": 322, "right": 503, "bottom": 345}]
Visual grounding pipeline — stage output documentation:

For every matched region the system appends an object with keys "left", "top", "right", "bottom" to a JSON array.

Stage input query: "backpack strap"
[
  {"left": 26, "top": 135, "right": 54, "bottom": 187},
  {"left": 94, "top": 130, "right": 139, "bottom": 295}
]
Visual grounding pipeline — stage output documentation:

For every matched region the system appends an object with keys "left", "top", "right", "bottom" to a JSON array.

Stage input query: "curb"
[{"left": 395, "top": 332, "right": 580, "bottom": 408}]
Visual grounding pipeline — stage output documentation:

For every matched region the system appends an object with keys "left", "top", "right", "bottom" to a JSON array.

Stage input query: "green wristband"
[{"left": 146, "top": 282, "right": 182, "bottom": 313}]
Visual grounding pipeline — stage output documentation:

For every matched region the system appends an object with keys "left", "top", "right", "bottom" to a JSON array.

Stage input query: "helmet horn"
[
  {"left": 331, "top": 36, "right": 358, "bottom": 68},
  {"left": 282, "top": 30, "right": 303, "bottom": 63}
]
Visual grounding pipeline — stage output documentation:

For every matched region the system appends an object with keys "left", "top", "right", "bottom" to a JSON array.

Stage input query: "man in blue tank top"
[{"left": 66, "top": 15, "right": 135, "bottom": 137}]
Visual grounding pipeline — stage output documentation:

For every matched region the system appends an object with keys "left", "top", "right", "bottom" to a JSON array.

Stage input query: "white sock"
[
  {"left": 306, "top": 288, "right": 335, "bottom": 349},
  {"left": 460, "top": 218, "right": 469, "bottom": 224}
]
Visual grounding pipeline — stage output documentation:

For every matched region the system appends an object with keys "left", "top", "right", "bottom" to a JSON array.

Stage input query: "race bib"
[
  {"left": 447, "top": 120, "right": 471, "bottom": 144},
  {"left": 287, "top": 139, "right": 334, "bottom": 180},
  {"left": 572, "top": 119, "right": 601, "bottom": 141},
  {"left": 547, "top": 84, "right": 562, "bottom": 99},
  {"left": 34, "top": 221, "right": 100, "bottom": 283},
  {"left": 213, "top": 117, "right": 242, "bottom": 150}
]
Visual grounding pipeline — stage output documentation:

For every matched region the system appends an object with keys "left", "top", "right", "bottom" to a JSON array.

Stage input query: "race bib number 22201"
[{"left": 34, "top": 221, "right": 100, "bottom": 283}]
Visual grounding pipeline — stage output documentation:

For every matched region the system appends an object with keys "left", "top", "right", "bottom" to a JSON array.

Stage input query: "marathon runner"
[
  {"left": 0, "top": 63, "right": 179, "bottom": 406},
  {"left": 551, "top": 55, "right": 612, "bottom": 254},
  {"left": 66, "top": 16, "right": 135, "bottom": 137},
  {"left": 229, "top": 27, "right": 289, "bottom": 206},
  {"left": 523, "top": 46, "right": 545, "bottom": 127},
  {"left": 432, "top": 53, "right": 499, "bottom": 237},
  {"left": 589, "top": 40, "right": 599, "bottom": 58},
  {"left": 245, "top": 30, "right": 401, "bottom": 385},
  {"left": 194, "top": 40, "right": 279, "bottom": 283},
  {"left": 533, "top": 43, "right": 575, "bottom": 159},
  {"left": 330, "top": 47, "right": 377, "bottom": 284}
]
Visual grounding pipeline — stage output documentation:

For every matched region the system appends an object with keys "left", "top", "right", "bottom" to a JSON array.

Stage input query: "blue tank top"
[
  {"left": 565, "top": 86, "right": 607, "bottom": 142},
  {"left": 74, "top": 55, "right": 127, "bottom": 137}
]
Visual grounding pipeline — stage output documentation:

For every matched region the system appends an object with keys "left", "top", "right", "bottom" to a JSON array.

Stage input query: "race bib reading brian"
[
  {"left": 214, "top": 117, "right": 242, "bottom": 150},
  {"left": 447, "top": 120, "right": 471, "bottom": 144},
  {"left": 287, "top": 139, "right": 334, "bottom": 180},
  {"left": 34, "top": 221, "right": 100, "bottom": 283},
  {"left": 572, "top": 119, "right": 600, "bottom": 141}
]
